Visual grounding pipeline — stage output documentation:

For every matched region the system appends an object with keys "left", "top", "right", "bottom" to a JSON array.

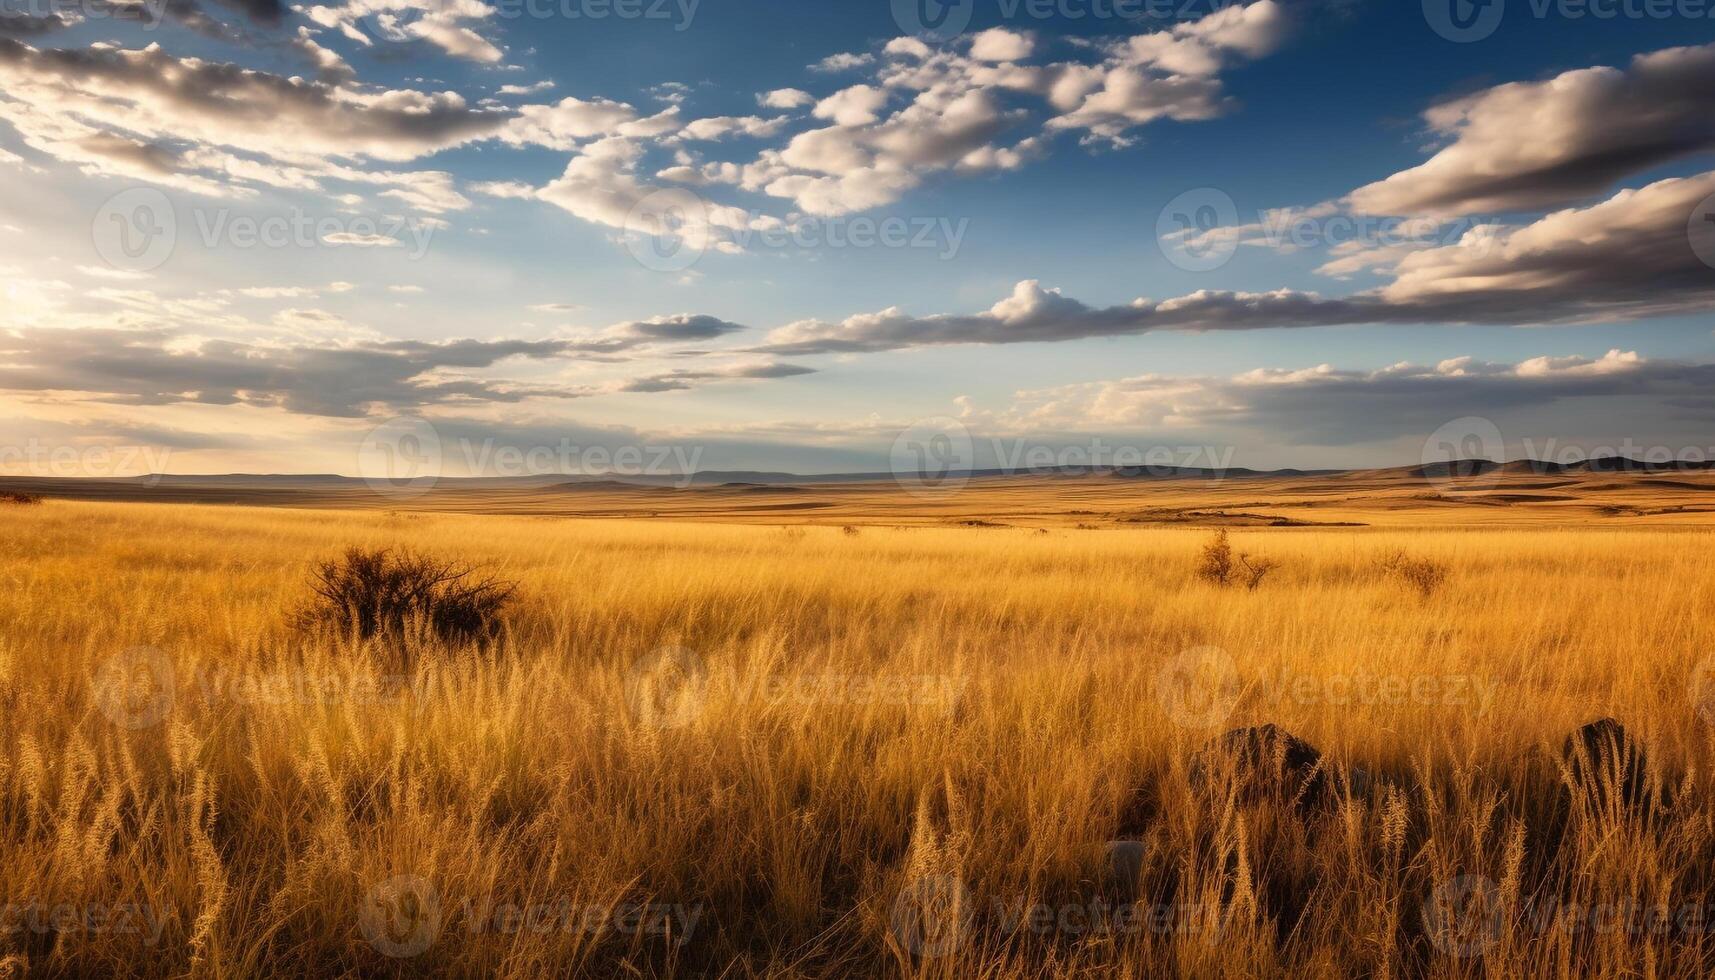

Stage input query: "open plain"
[{"left": 3, "top": 469, "right": 1714, "bottom": 976}]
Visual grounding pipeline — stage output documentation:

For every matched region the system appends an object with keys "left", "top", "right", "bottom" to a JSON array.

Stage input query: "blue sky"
[{"left": 2, "top": 0, "right": 1714, "bottom": 476}]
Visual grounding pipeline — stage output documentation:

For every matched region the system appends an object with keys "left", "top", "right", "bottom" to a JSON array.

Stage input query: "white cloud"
[
  {"left": 1351, "top": 41, "right": 1715, "bottom": 216},
  {"left": 813, "top": 85, "right": 889, "bottom": 127},
  {"left": 969, "top": 28, "right": 1034, "bottom": 63},
  {"left": 758, "top": 88, "right": 813, "bottom": 109},
  {"left": 811, "top": 51, "right": 874, "bottom": 72}
]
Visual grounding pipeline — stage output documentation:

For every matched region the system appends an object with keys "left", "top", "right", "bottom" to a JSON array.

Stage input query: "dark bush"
[
  {"left": 1196, "top": 529, "right": 1234, "bottom": 585},
  {"left": 1, "top": 492, "right": 43, "bottom": 505},
  {"left": 298, "top": 547, "right": 516, "bottom": 643},
  {"left": 1377, "top": 549, "right": 1449, "bottom": 598}
]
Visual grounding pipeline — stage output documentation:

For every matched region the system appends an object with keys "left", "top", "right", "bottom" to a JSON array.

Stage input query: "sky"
[{"left": 1, "top": 0, "right": 1714, "bottom": 479}]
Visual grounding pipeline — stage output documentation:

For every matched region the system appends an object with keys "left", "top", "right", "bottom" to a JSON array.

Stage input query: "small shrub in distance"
[
  {"left": 297, "top": 547, "right": 516, "bottom": 643},
  {"left": 1378, "top": 550, "right": 1449, "bottom": 599},
  {"left": 1196, "top": 529, "right": 1234, "bottom": 585},
  {"left": 0, "top": 492, "right": 43, "bottom": 505},
  {"left": 1198, "top": 529, "right": 1280, "bottom": 590}
]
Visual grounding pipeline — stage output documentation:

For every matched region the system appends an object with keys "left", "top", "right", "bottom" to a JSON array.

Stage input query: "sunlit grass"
[{"left": 2, "top": 500, "right": 1714, "bottom": 976}]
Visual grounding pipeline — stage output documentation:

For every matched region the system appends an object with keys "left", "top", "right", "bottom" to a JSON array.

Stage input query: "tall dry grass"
[{"left": 2, "top": 501, "right": 1714, "bottom": 976}]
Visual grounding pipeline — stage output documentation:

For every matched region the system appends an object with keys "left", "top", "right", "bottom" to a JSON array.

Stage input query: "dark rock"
[
  {"left": 1103, "top": 840, "right": 1148, "bottom": 895},
  {"left": 1191, "top": 724, "right": 1328, "bottom": 809},
  {"left": 1560, "top": 718, "right": 1656, "bottom": 816}
]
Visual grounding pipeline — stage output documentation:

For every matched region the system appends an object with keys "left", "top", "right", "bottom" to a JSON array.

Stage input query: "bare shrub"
[
  {"left": 297, "top": 547, "right": 516, "bottom": 643},
  {"left": 1196, "top": 529, "right": 1234, "bottom": 585},
  {"left": 841, "top": 525, "right": 860, "bottom": 537},
  {"left": 1238, "top": 553, "right": 1279, "bottom": 591},
  {"left": 1198, "top": 530, "right": 1279, "bottom": 590},
  {"left": 0, "top": 492, "right": 42, "bottom": 505},
  {"left": 1378, "top": 550, "right": 1449, "bottom": 599}
]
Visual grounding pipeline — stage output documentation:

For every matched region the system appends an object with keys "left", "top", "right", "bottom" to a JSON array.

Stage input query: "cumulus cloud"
[
  {"left": 491, "top": 136, "right": 758, "bottom": 253},
  {"left": 729, "top": 1, "right": 1286, "bottom": 216},
  {"left": 501, "top": 96, "right": 681, "bottom": 149},
  {"left": 0, "top": 329, "right": 583, "bottom": 416},
  {"left": 1351, "top": 42, "right": 1715, "bottom": 217},
  {"left": 812, "top": 85, "right": 890, "bottom": 127},
  {"left": 811, "top": 51, "right": 874, "bottom": 73},
  {"left": 758, "top": 88, "right": 814, "bottom": 109},
  {"left": 0, "top": 11, "right": 77, "bottom": 36},
  {"left": 755, "top": 171, "right": 1715, "bottom": 354},
  {"left": 0, "top": 311, "right": 784, "bottom": 417},
  {"left": 969, "top": 28, "right": 1034, "bottom": 63},
  {"left": 997, "top": 350, "right": 1715, "bottom": 447},
  {"left": 0, "top": 39, "right": 513, "bottom": 203},
  {"left": 1043, "top": 0, "right": 1289, "bottom": 144},
  {"left": 300, "top": 0, "right": 502, "bottom": 62}
]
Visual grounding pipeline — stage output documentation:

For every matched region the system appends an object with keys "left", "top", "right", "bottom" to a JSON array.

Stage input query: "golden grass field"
[{"left": 4, "top": 480, "right": 1715, "bottom": 977}]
